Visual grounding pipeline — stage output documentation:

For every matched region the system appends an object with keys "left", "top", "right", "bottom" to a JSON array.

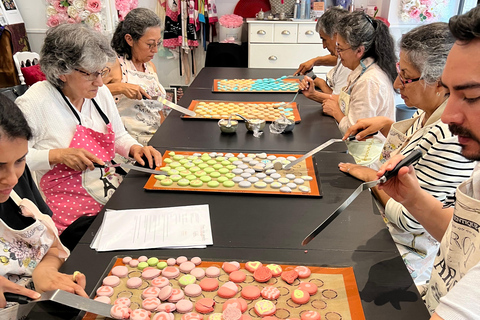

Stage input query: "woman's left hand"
[
  {"left": 32, "top": 267, "right": 88, "bottom": 298},
  {"left": 338, "top": 162, "right": 377, "bottom": 182},
  {"left": 130, "top": 145, "right": 162, "bottom": 168}
]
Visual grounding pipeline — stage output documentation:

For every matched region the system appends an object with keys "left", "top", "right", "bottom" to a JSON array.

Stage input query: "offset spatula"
[
  {"left": 302, "top": 149, "right": 423, "bottom": 245},
  {"left": 5, "top": 290, "right": 111, "bottom": 317}
]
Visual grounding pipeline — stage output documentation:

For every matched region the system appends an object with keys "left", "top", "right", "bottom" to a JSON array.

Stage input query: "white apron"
[
  {"left": 338, "top": 60, "right": 384, "bottom": 166},
  {"left": 115, "top": 56, "right": 166, "bottom": 146},
  {"left": 425, "top": 171, "right": 480, "bottom": 313}
]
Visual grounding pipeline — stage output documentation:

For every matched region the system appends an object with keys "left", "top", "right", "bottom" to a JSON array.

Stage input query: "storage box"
[{"left": 218, "top": 25, "right": 243, "bottom": 44}]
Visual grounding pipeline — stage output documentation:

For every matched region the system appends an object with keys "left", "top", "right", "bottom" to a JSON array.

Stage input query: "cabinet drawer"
[
  {"left": 249, "top": 23, "right": 274, "bottom": 43},
  {"left": 298, "top": 23, "right": 319, "bottom": 43},
  {"left": 273, "top": 23, "right": 298, "bottom": 43},
  {"left": 249, "top": 43, "right": 331, "bottom": 70}
]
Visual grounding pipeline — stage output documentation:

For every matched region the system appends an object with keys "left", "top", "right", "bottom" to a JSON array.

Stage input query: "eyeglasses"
[
  {"left": 143, "top": 41, "right": 162, "bottom": 50},
  {"left": 335, "top": 43, "right": 352, "bottom": 54},
  {"left": 75, "top": 67, "right": 110, "bottom": 81},
  {"left": 396, "top": 62, "right": 421, "bottom": 88}
]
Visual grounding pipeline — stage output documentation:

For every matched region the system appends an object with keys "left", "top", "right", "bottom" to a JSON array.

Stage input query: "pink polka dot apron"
[{"left": 40, "top": 91, "right": 123, "bottom": 233}]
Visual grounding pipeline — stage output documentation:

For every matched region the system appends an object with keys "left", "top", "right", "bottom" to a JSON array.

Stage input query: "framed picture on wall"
[
  {"left": 164, "top": 87, "right": 177, "bottom": 104},
  {"left": 0, "top": 0, "right": 23, "bottom": 25}
]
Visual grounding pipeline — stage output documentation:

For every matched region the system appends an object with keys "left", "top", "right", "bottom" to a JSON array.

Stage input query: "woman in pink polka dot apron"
[{"left": 39, "top": 91, "right": 123, "bottom": 233}]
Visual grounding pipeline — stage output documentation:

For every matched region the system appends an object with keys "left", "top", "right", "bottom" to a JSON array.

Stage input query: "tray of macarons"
[{"left": 83, "top": 255, "right": 365, "bottom": 320}]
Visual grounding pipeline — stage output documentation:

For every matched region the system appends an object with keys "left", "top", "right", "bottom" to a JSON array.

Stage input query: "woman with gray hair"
[
  {"left": 103, "top": 8, "right": 167, "bottom": 145},
  {"left": 337, "top": 22, "right": 476, "bottom": 285},
  {"left": 299, "top": 7, "right": 351, "bottom": 102},
  {"left": 15, "top": 23, "right": 162, "bottom": 242}
]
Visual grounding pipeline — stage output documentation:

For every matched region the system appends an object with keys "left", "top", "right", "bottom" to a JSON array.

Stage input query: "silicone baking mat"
[
  {"left": 181, "top": 100, "right": 301, "bottom": 123},
  {"left": 84, "top": 257, "right": 365, "bottom": 320},
  {"left": 212, "top": 79, "right": 300, "bottom": 93},
  {"left": 143, "top": 151, "right": 322, "bottom": 197}
]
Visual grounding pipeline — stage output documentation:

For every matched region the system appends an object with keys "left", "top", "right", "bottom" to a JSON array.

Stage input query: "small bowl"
[
  {"left": 282, "top": 119, "right": 295, "bottom": 133},
  {"left": 218, "top": 119, "right": 238, "bottom": 133},
  {"left": 245, "top": 118, "right": 266, "bottom": 132}
]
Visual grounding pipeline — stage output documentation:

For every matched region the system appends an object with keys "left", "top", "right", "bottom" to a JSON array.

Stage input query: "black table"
[
  {"left": 30, "top": 68, "right": 430, "bottom": 319},
  {"left": 149, "top": 87, "right": 346, "bottom": 153}
]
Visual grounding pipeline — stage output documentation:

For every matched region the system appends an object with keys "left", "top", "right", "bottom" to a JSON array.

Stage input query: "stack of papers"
[{"left": 91, "top": 204, "right": 213, "bottom": 252}]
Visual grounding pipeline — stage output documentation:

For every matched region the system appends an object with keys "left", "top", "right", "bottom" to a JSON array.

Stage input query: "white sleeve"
[
  {"left": 338, "top": 78, "right": 385, "bottom": 134},
  {"left": 15, "top": 86, "right": 54, "bottom": 171},
  {"left": 435, "top": 261, "right": 480, "bottom": 319}
]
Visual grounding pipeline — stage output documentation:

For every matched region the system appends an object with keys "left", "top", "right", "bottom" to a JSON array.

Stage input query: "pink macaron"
[
  {"left": 191, "top": 257, "right": 202, "bottom": 265},
  {"left": 184, "top": 284, "right": 202, "bottom": 297},
  {"left": 126, "top": 277, "right": 143, "bottom": 289},
  {"left": 142, "top": 286, "right": 161, "bottom": 299},
  {"left": 151, "top": 276, "right": 170, "bottom": 288},
  {"left": 190, "top": 268, "right": 206, "bottom": 280},
  {"left": 162, "top": 266, "right": 180, "bottom": 279},
  {"left": 103, "top": 275, "right": 120, "bottom": 287},
  {"left": 167, "top": 288, "right": 185, "bottom": 303},
  {"left": 142, "top": 297, "right": 161, "bottom": 311},
  {"left": 96, "top": 286, "right": 114, "bottom": 297},
  {"left": 176, "top": 299, "right": 194, "bottom": 313},
  {"left": 130, "top": 308, "right": 150, "bottom": 320},
  {"left": 205, "top": 266, "right": 221, "bottom": 278},
  {"left": 159, "top": 286, "right": 173, "bottom": 301},
  {"left": 179, "top": 261, "right": 196, "bottom": 273},
  {"left": 111, "top": 265, "right": 129, "bottom": 278}
]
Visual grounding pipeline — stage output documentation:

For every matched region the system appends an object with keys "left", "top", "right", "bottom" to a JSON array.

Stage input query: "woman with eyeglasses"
[
  {"left": 15, "top": 23, "right": 162, "bottom": 248},
  {"left": 321, "top": 11, "right": 396, "bottom": 166},
  {"left": 337, "top": 23, "right": 476, "bottom": 285},
  {"left": 103, "top": 8, "right": 167, "bottom": 146}
]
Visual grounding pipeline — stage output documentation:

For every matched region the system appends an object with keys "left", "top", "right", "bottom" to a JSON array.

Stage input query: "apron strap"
[
  {"left": 9, "top": 189, "right": 22, "bottom": 206},
  {"left": 346, "top": 59, "right": 375, "bottom": 94},
  {"left": 57, "top": 87, "right": 110, "bottom": 126}
]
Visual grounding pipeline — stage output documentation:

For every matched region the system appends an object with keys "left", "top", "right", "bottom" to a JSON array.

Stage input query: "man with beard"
[{"left": 376, "top": 6, "right": 480, "bottom": 319}]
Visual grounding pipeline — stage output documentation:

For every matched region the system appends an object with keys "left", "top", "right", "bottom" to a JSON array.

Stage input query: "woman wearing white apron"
[
  {"left": 104, "top": 8, "right": 167, "bottom": 146},
  {"left": 322, "top": 12, "right": 396, "bottom": 166},
  {"left": 16, "top": 24, "right": 162, "bottom": 242},
  {"left": 0, "top": 94, "right": 87, "bottom": 310},
  {"left": 337, "top": 23, "right": 476, "bottom": 285}
]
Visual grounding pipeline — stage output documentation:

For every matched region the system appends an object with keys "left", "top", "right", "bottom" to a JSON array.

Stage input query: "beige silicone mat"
[
  {"left": 143, "top": 151, "right": 321, "bottom": 197},
  {"left": 181, "top": 100, "right": 301, "bottom": 123},
  {"left": 212, "top": 79, "right": 300, "bottom": 93},
  {"left": 84, "top": 258, "right": 365, "bottom": 320}
]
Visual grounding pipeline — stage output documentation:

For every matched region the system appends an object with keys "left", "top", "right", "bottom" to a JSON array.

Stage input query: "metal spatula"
[
  {"left": 302, "top": 149, "right": 423, "bottom": 245},
  {"left": 5, "top": 290, "right": 112, "bottom": 317},
  {"left": 156, "top": 96, "right": 196, "bottom": 117},
  {"left": 276, "top": 132, "right": 379, "bottom": 171}
]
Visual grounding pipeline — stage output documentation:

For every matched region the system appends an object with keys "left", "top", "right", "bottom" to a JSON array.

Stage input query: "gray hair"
[
  {"left": 401, "top": 23, "right": 455, "bottom": 85},
  {"left": 40, "top": 23, "right": 116, "bottom": 88},
  {"left": 111, "top": 8, "right": 162, "bottom": 60},
  {"left": 316, "top": 6, "right": 349, "bottom": 38}
]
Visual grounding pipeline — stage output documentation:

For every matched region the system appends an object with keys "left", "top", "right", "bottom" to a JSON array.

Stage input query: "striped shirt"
[{"left": 382, "top": 101, "right": 476, "bottom": 284}]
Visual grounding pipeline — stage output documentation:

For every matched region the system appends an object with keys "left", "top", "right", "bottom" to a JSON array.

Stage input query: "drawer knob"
[
  {"left": 305, "top": 30, "right": 315, "bottom": 35},
  {"left": 257, "top": 30, "right": 266, "bottom": 35},
  {"left": 281, "top": 30, "right": 290, "bottom": 35},
  {"left": 268, "top": 56, "right": 278, "bottom": 61}
]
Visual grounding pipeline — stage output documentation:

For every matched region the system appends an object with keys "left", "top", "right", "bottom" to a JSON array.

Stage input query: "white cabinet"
[{"left": 247, "top": 19, "right": 332, "bottom": 75}]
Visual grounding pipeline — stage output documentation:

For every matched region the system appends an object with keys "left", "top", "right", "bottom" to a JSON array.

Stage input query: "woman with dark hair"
[
  {"left": 16, "top": 23, "right": 162, "bottom": 240},
  {"left": 103, "top": 8, "right": 167, "bottom": 145},
  {"left": 0, "top": 93, "right": 87, "bottom": 307},
  {"left": 322, "top": 11, "right": 396, "bottom": 166}
]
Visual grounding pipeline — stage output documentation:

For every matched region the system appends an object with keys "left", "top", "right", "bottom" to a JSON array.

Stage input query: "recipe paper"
[{"left": 90, "top": 204, "right": 213, "bottom": 251}]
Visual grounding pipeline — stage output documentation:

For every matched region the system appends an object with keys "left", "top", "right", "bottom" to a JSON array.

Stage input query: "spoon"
[{"left": 275, "top": 90, "right": 300, "bottom": 108}]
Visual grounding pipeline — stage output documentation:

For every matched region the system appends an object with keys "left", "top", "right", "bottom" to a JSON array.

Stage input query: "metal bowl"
[
  {"left": 245, "top": 118, "right": 266, "bottom": 132},
  {"left": 218, "top": 119, "right": 238, "bottom": 133}
]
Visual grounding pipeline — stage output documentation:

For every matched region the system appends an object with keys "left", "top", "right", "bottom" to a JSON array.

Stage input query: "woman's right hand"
[
  {"left": 299, "top": 76, "right": 316, "bottom": 98},
  {"left": 343, "top": 117, "right": 394, "bottom": 141},
  {"left": 49, "top": 148, "right": 104, "bottom": 171},
  {"left": 0, "top": 276, "right": 41, "bottom": 308},
  {"left": 294, "top": 58, "right": 316, "bottom": 76},
  {"left": 121, "top": 83, "right": 151, "bottom": 100}
]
